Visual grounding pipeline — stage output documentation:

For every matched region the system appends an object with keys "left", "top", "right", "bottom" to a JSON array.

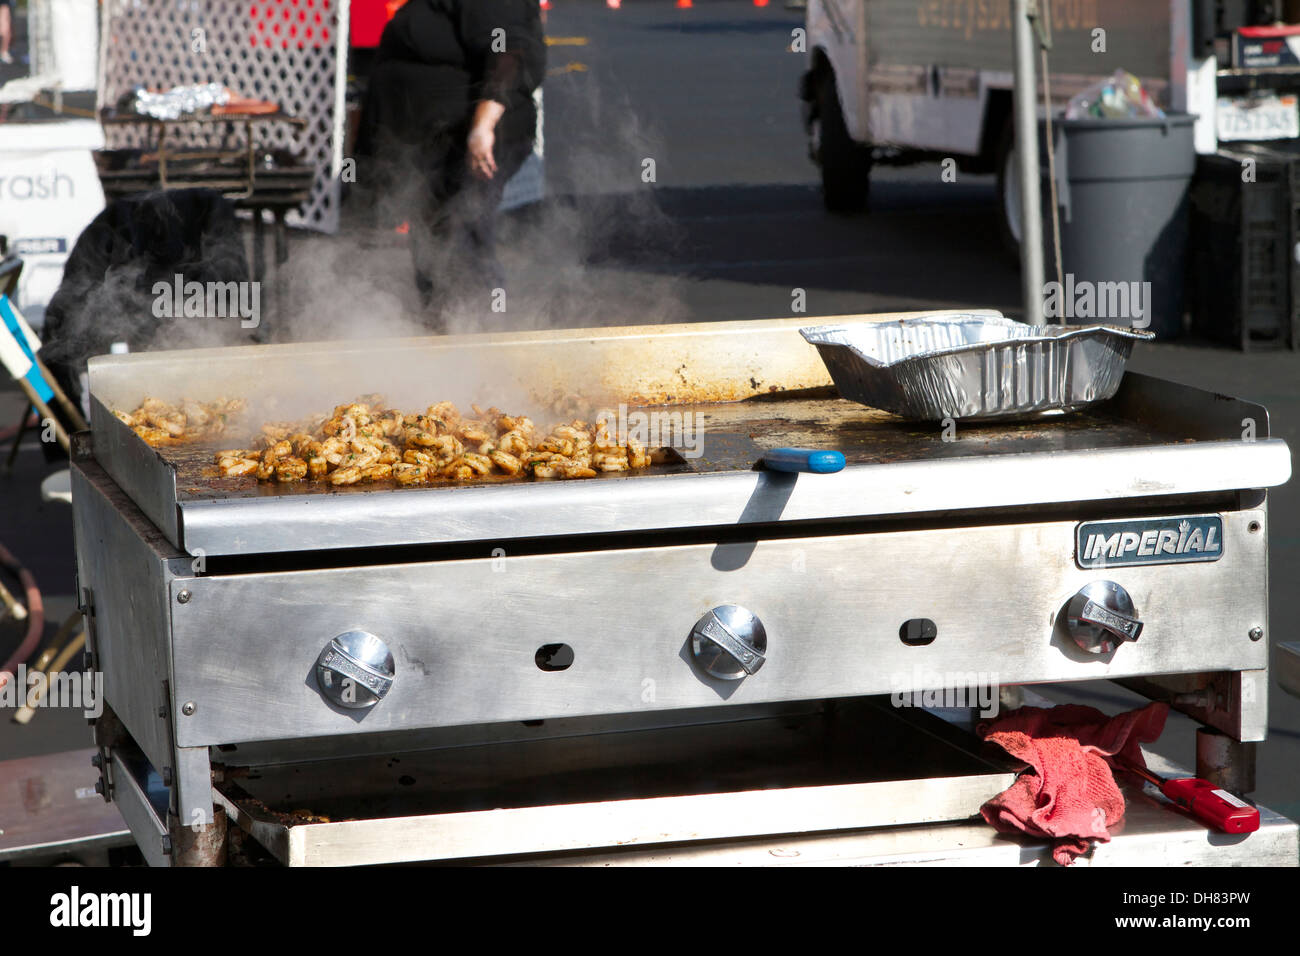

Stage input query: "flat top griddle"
[{"left": 82, "top": 317, "right": 1291, "bottom": 557}]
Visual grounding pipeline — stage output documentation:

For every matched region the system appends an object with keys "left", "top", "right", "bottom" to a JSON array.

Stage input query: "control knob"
[
  {"left": 1064, "top": 582, "right": 1142, "bottom": 654},
  {"left": 690, "top": 605, "right": 767, "bottom": 680},
  {"left": 315, "top": 630, "right": 395, "bottom": 709}
]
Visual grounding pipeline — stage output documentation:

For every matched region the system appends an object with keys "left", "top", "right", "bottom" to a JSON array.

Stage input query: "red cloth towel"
[{"left": 977, "top": 702, "right": 1169, "bottom": 865}]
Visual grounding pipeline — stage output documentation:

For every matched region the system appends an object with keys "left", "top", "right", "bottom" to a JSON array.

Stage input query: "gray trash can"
[{"left": 1042, "top": 114, "right": 1197, "bottom": 338}]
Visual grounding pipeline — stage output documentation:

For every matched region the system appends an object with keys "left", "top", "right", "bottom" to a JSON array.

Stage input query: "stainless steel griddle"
[
  {"left": 85, "top": 324, "right": 1287, "bottom": 555},
  {"left": 70, "top": 314, "right": 1296, "bottom": 866}
]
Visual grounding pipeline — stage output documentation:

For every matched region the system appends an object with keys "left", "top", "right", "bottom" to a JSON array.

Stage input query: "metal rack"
[{"left": 96, "top": 110, "right": 314, "bottom": 285}]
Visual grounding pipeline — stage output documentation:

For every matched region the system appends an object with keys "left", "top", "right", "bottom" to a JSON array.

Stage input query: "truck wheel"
[
  {"left": 995, "top": 118, "right": 1058, "bottom": 269},
  {"left": 994, "top": 120, "right": 1022, "bottom": 259},
  {"left": 815, "top": 72, "right": 871, "bottom": 214}
]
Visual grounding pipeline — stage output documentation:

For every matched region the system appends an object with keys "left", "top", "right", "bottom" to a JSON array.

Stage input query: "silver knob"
[
  {"left": 1065, "top": 582, "right": 1142, "bottom": 654},
  {"left": 315, "top": 630, "right": 395, "bottom": 709},
  {"left": 691, "top": 605, "right": 767, "bottom": 680}
]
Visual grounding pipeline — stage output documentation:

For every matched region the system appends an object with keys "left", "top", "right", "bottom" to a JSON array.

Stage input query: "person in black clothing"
[
  {"left": 41, "top": 189, "right": 250, "bottom": 415},
  {"left": 356, "top": 0, "right": 545, "bottom": 327}
]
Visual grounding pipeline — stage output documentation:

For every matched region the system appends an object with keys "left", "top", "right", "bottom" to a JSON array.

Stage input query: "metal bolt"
[
  {"left": 93, "top": 779, "right": 104, "bottom": 795},
  {"left": 162, "top": 767, "right": 174, "bottom": 787},
  {"left": 177, "top": 589, "right": 192, "bottom": 604},
  {"left": 91, "top": 753, "right": 103, "bottom": 769},
  {"left": 1248, "top": 521, "right": 1261, "bottom": 534},
  {"left": 181, "top": 701, "right": 196, "bottom": 717},
  {"left": 1249, "top": 627, "right": 1264, "bottom": 642}
]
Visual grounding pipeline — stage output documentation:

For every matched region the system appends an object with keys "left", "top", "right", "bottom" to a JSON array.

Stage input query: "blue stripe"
[
  {"left": 0, "top": 295, "right": 35, "bottom": 362},
  {"left": 24, "top": 365, "right": 55, "bottom": 403},
  {"left": 1, "top": 295, "right": 55, "bottom": 402}
]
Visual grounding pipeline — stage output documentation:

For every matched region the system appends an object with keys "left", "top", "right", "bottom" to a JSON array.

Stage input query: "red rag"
[{"left": 977, "top": 702, "right": 1169, "bottom": 865}]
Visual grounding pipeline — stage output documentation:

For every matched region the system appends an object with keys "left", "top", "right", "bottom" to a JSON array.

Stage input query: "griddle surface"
[{"left": 162, "top": 395, "right": 1184, "bottom": 504}]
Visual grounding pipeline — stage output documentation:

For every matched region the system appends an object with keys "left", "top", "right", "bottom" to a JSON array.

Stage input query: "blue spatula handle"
[{"left": 762, "top": 448, "right": 846, "bottom": 474}]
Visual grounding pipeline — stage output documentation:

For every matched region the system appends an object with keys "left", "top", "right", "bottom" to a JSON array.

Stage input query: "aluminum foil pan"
[{"left": 801, "top": 313, "right": 1154, "bottom": 421}]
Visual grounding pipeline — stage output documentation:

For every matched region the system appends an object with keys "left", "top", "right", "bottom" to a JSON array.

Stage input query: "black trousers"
[{"left": 408, "top": 125, "right": 535, "bottom": 329}]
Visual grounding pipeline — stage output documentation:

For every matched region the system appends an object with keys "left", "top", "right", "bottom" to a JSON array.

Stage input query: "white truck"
[{"left": 799, "top": 0, "right": 1299, "bottom": 245}]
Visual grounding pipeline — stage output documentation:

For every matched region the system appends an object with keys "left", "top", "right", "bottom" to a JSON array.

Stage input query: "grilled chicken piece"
[
  {"left": 593, "top": 450, "right": 629, "bottom": 472},
  {"left": 320, "top": 437, "right": 347, "bottom": 465},
  {"left": 405, "top": 427, "right": 441, "bottom": 447},
  {"left": 423, "top": 435, "right": 464, "bottom": 460},
  {"left": 214, "top": 448, "right": 260, "bottom": 462},
  {"left": 497, "top": 430, "right": 530, "bottom": 457},
  {"left": 393, "top": 462, "right": 429, "bottom": 485},
  {"left": 495, "top": 414, "right": 533, "bottom": 436},
  {"left": 489, "top": 450, "right": 522, "bottom": 475},
  {"left": 181, "top": 401, "right": 211, "bottom": 430},
  {"left": 533, "top": 457, "right": 598, "bottom": 480},
  {"left": 441, "top": 458, "right": 475, "bottom": 481},
  {"left": 218, "top": 456, "right": 259, "bottom": 478},
  {"left": 455, "top": 420, "right": 493, "bottom": 445},
  {"left": 552, "top": 425, "right": 589, "bottom": 444},
  {"left": 261, "top": 422, "right": 296, "bottom": 442},
  {"left": 461, "top": 453, "right": 493, "bottom": 476},
  {"left": 626, "top": 438, "right": 650, "bottom": 469},
  {"left": 403, "top": 448, "right": 438, "bottom": 468},
  {"left": 538, "top": 437, "right": 575, "bottom": 457},
  {"left": 328, "top": 466, "right": 363, "bottom": 485},
  {"left": 289, "top": 433, "right": 317, "bottom": 457},
  {"left": 379, "top": 410, "right": 405, "bottom": 439},
  {"left": 428, "top": 402, "right": 460, "bottom": 425},
  {"left": 263, "top": 440, "right": 292, "bottom": 461},
  {"left": 275, "top": 457, "right": 309, "bottom": 482},
  {"left": 339, "top": 446, "right": 380, "bottom": 470},
  {"left": 140, "top": 407, "right": 186, "bottom": 437}
]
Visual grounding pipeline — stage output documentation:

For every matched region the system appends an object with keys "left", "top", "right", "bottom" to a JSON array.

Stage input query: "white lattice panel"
[
  {"left": 98, "top": 0, "right": 348, "bottom": 232},
  {"left": 28, "top": 0, "right": 56, "bottom": 77}
]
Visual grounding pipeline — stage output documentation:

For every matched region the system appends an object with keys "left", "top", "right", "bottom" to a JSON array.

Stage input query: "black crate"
[{"left": 1189, "top": 144, "right": 1300, "bottom": 350}]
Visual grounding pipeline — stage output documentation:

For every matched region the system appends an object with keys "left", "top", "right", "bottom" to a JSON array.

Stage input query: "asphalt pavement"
[{"left": 1, "top": 0, "right": 1298, "bottom": 832}]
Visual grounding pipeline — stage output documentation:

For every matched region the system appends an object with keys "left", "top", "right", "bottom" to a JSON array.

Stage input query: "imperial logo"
[{"left": 1076, "top": 516, "right": 1224, "bottom": 569}]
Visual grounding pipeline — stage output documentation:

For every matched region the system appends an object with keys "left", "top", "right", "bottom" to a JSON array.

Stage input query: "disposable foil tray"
[{"left": 801, "top": 313, "right": 1154, "bottom": 421}]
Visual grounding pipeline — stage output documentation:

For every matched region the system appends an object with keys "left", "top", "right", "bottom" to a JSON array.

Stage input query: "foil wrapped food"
[
  {"left": 801, "top": 313, "right": 1153, "bottom": 421},
  {"left": 125, "top": 83, "right": 230, "bottom": 121}
]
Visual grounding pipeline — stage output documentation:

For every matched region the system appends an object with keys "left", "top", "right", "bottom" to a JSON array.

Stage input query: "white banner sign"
[{"left": 0, "top": 120, "right": 106, "bottom": 328}]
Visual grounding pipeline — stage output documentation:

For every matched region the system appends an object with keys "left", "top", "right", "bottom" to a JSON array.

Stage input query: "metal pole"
[{"left": 1013, "top": 0, "right": 1045, "bottom": 326}]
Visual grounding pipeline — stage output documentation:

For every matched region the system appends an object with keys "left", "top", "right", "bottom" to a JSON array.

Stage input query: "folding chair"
[{"left": 0, "top": 273, "right": 87, "bottom": 467}]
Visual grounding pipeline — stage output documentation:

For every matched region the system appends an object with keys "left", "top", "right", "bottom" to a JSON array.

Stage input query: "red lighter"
[
  {"left": 1119, "top": 759, "right": 1261, "bottom": 834},
  {"left": 1159, "top": 777, "right": 1261, "bottom": 834}
]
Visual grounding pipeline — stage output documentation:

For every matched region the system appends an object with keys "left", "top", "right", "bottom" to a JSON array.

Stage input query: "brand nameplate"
[{"left": 1076, "top": 516, "right": 1224, "bottom": 569}]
